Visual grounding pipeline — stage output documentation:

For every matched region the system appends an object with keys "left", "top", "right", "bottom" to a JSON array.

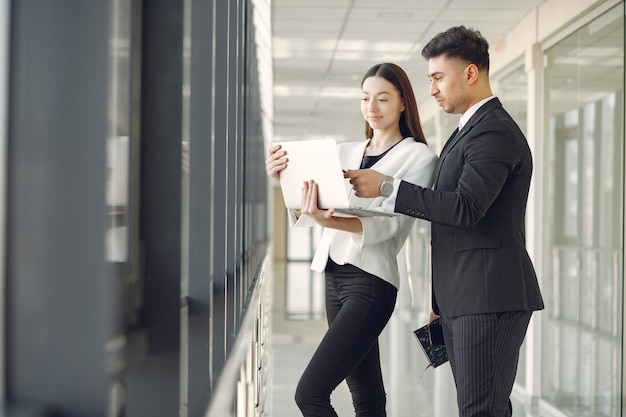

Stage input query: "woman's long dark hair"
[{"left": 361, "top": 63, "right": 427, "bottom": 144}]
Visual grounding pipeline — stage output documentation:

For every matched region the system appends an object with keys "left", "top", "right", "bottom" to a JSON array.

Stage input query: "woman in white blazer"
[{"left": 266, "top": 63, "right": 437, "bottom": 417}]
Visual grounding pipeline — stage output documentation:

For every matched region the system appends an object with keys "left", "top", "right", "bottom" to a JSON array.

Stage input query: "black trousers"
[
  {"left": 295, "top": 258, "right": 397, "bottom": 417},
  {"left": 440, "top": 311, "right": 533, "bottom": 417}
]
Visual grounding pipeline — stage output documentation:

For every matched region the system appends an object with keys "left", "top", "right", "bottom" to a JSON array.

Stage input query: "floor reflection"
[{"left": 266, "top": 260, "right": 539, "bottom": 417}]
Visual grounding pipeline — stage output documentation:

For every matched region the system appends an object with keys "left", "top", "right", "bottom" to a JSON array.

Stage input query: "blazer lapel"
[
  {"left": 369, "top": 137, "right": 412, "bottom": 169},
  {"left": 432, "top": 98, "right": 503, "bottom": 187},
  {"left": 432, "top": 128, "right": 460, "bottom": 186},
  {"left": 344, "top": 140, "right": 369, "bottom": 169}
]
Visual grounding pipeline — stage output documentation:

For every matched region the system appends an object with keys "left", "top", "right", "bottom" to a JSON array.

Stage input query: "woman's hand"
[
  {"left": 266, "top": 144, "right": 288, "bottom": 180},
  {"left": 300, "top": 180, "right": 363, "bottom": 234},
  {"left": 300, "top": 180, "right": 334, "bottom": 225}
]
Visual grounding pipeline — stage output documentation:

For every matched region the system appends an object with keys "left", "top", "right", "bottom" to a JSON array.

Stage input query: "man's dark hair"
[{"left": 421, "top": 26, "right": 490, "bottom": 71}]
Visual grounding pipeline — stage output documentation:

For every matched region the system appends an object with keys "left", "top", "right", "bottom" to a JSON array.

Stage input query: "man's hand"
[
  {"left": 429, "top": 311, "right": 440, "bottom": 323},
  {"left": 344, "top": 169, "right": 385, "bottom": 198}
]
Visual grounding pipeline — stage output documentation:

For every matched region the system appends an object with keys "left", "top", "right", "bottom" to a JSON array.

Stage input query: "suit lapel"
[
  {"left": 432, "top": 98, "right": 503, "bottom": 187},
  {"left": 440, "top": 127, "right": 459, "bottom": 154},
  {"left": 432, "top": 128, "right": 459, "bottom": 186}
]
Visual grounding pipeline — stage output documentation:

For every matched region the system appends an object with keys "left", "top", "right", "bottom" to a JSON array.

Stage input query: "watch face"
[{"left": 381, "top": 181, "right": 393, "bottom": 197}]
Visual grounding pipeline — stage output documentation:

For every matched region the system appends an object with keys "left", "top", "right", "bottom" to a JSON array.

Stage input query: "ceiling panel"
[
  {"left": 447, "top": 0, "right": 543, "bottom": 9},
  {"left": 271, "top": 0, "right": 549, "bottom": 143},
  {"left": 273, "top": 7, "right": 348, "bottom": 20},
  {"left": 272, "top": 0, "right": 352, "bottom": 6},
  {"left": 346, "top": 8, "right": 440, "bottom": 20},
  {"left": 349, "top": 0, "right": 443, "bottom": 7},
  {"left": 273, "top": 19, "right": 345, "bottom": 33}
]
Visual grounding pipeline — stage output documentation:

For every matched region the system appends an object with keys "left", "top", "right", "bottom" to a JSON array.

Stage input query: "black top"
[{"left": 360, "top": 139, "right": 404, "bottom": 169}]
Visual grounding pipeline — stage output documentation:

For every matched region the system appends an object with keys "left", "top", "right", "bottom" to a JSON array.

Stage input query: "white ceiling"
[{"left": 271, "top": 0, "right": 545, "bottom": 143}]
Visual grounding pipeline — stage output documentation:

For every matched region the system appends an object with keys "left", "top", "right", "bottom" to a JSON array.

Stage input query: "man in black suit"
[{"left": 344, "top": 26, "right": 544, "bottom": 417}]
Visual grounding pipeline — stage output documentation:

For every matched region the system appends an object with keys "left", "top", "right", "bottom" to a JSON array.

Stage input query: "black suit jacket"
[{"left": 395, "top": 98, "right": 544, "bottom": 317}]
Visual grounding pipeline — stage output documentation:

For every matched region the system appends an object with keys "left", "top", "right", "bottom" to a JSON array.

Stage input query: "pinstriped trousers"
[{"left": 440, "top": 311, "right": 532, "bottom": 417}]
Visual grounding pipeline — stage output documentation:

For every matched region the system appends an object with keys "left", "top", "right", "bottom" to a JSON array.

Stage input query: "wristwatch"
[{"left": 380, "top": 175, "right": 394, "bottom": 198}]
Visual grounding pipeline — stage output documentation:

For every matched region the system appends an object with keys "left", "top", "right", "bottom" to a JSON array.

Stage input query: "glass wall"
[
  {"left": 286, "top": 226, "right": 324, "bottom": 320},
  {"left": 5, "top": 1, "right": 113, "bottom": 414},
  {"left": 181, "top": 0, "right": 270, "bottom": 414},
  {"left": 541, "top": 4, "right": 624, "bottom": 416},
  {"left": 0, "top": 0, "right": 8, "bottom": 401},
  {"left": 106, "top": 1, "right": 142, "bottom": 414}
]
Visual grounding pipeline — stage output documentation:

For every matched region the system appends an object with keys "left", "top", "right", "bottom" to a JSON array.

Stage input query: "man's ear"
[{"left": 465, "top": 63, "right": 480, "bottom": 84}]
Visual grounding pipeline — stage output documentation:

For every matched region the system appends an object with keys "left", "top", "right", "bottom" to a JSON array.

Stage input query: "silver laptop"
[{"left": 275, "top": 139, "right": 396, "bottom": 217}]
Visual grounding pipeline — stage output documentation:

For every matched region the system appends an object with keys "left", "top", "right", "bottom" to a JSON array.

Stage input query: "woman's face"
[{"left": 360, "top": 76, "right": 405, "bottom": 133}]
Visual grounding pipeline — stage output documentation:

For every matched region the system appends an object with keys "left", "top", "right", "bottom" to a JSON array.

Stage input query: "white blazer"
[{"left": 289, "top": 137, "right": 437, "bottom": 289}]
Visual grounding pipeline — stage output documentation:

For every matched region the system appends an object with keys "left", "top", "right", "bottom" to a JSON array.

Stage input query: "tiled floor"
[{"left": 264, "top": 261, "right": 540, "bottom": 417}]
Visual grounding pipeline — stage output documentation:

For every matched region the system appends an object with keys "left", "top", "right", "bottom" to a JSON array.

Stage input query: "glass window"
[
  {"left": 106, "top": 0, "right": 132, "bottom": 263},
  {"left": 286, "top": 223, "right": 324, "bottom": 320},
  {"left": 542, "top": 4, "right": 624, "bottom": 416},
  {"left": 493, "top": 66, "right": 528, "bottom": 136},
  {"left": 106, "top": 0, "right": 142, "bottom": 336},
  {"left": 106, "top": 0, "right": 141, "bottom": 413}
]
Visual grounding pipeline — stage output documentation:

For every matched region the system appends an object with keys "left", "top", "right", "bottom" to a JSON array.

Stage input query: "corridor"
[{"left": 264, "top": 260, "right": 539, "bottom": 417}]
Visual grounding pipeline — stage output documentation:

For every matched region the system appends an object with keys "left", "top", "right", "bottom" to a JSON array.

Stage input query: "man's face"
[{"left": 427, "top": 55, "right": 470, "bottom": 115}]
